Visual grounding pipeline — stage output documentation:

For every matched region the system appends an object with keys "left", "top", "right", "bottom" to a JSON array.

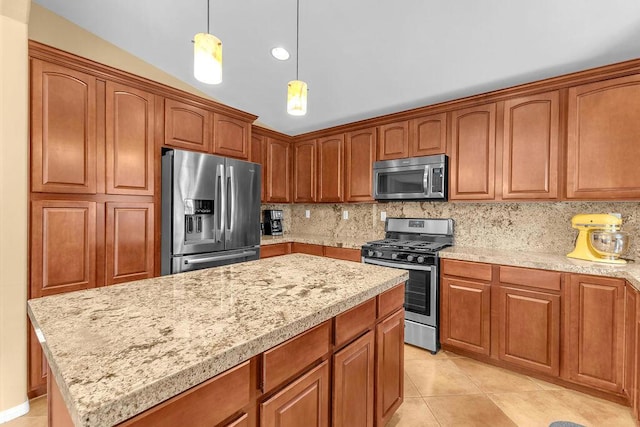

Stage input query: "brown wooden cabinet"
[
  {"left": 410, "top": 112, "right": 447, "bottom": 157},
  {"left": 625, "top": 284, "right": 637, "bottom": 404},
  {"left": 344, "top": 127, "right": 376, "bottom": 202},
  {"left": 501, "top": 91, "right": 560, "bottom": 200},
  {"left": 333, "top": 331, "right": 374, "bottom": 427},
  {"left": 261, "top": 360, "right": 330, "bottom": 427},
  {"left": 213, "top": 113, "right": 250, "bottom": 160},
  {"left": 317, "top": 135, "right": 344, "bottom": 202},
  {"left": 449, "top": 103, "right": 497, "bottom": 200},
  {"left": 164, "top": 98, "right": 211, "bottom": 152},
  {"left": 265, "top": 138, "right": 291, "bottom": 203},
  {"left": 250, "top": 133, "right": 267, "bottom": 202},
  {"left": 566, "top": 74, "right": 640, "bottom": 199},
  {"left": 105, "top": 202, "right": 154, "bottom": 286},
  {"left": 375, "top": 308, "right": 404, "bottom": 427},
  {"left": 293, "top": 139, "right": 317, "bottom": 202},
  {"left": 31, "top": 59, "right": 97, "bottom": 194},
  {"left": 260, "top": 243, "right": 291, "bottom": 259},
  {"left": 378, "top": 121, "right": 409, "bottom": 160},
  {"left": 566, "top": 274, "right": 625, "bottom": 393},
  {"left": 105, "top": 82, "right": 155, "bottom": 196}
]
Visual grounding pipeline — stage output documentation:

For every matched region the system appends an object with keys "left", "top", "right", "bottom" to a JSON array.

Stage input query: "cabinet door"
[
  {"left": 567, "top": 274, "right": 625, "bottom": 393},
  {"left": 261, "top": 360, "right": 329, "bottom": 427},
  {"left": 345, "top": 128, "right": 376, "bottom": 202},
  {"left": 567, "top": 74, "right": 640, "bottom": 199},
  {"left": 449, "top": 103, "right": 496, "bottom": 200},
  {"left": 265, "top": 138, "right": 291, "bottom": 203},
  {"left": 440, "top": 277, "right": 491, "bottom": 355},
  {"left": 375, "top": 309, "right": 404, "bottom": 427},
  {"left": 317, "top": 135, "right": 344, "bottom": 202},
  {"left": 502, "top": 91, "right": 559, "bottom": 199},
  {"left": 105, "top": 82, "right": 155, "bottom": 196},
  {"left": 250, "top": 133, "right": 267, "bottom": 202},
  {"left": 28, "top": 324, "right": 48, "bottom": 397},
  {"left": 31, "top": 200, "right": 96, "bottom": 298},
  {"left": 105, "top": 202, "right": 154, "bottom": 286},
  {"left": 164, "top": 98, "right": 211, "bottom": 152},
  {"left": 31, "top": 59, "right": 97, "bottom": 194},
  {"left": 333, "top": 331, "right": 374, "bottom": 427},
  {"left": 409, "top": 113, "right": 447, "bottom": 156},
  {"left": 497, "top": 286, "right": 560, "bottom": 376},
  {"left": 213, "top": 113, "right": 250, "bottom": 159},
  {"left": 378, "top": 121, "right": 408, "bottom": 160},
  {"left": 625, "top": 284, "right": 637, "bottom": 404},
  {"left": 293, "top": 139, "right": 316, "bottom": 202}
]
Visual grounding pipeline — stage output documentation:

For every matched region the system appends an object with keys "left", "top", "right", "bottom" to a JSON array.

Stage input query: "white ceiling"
[{"left": 33, "top": 0, "right": 640, "bottom": 136}]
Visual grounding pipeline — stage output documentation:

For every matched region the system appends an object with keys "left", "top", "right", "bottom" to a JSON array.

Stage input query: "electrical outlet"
[
  {"left": 380, "top": 211, "right": 386, "bottom": 221},
  {"left": 342, "top": 210, "right": 349, "bottom": 220},
  {"left": 305, "top": 210, "right": 310, "bottom": 218}
]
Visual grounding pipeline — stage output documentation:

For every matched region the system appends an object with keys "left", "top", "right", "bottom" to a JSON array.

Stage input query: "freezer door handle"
[
  {"left": 184, "top": 250, "right": 257, "bottom": 265},
  {"left": 226, "top": 165, "right": 235, "bottom": 240},
  {"left": 215, "top": 164, "right": 224, "bottom": 242}
]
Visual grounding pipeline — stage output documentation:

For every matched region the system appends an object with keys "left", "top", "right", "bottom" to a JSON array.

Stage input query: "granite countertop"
[
  {"left": 440, "top": 246, "right": 640, "bottom": 289},
  {"left": 27, "top": 254, "right": 407, "bottom": 427},
  {"left": 260, "top": 233, "right": 374, "bottom": 249}
]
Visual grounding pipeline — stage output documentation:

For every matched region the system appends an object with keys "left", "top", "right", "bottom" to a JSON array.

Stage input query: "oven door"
[{"left": 362, "top": 258, "right": 437, "bottom": 326}]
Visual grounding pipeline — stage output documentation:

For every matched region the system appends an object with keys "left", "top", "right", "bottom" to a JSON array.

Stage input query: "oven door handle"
[{"left": 363, "top": 258, "right": 434, "bottom": 272}]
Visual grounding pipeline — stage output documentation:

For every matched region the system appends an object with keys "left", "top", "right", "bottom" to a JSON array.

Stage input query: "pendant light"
[
  {"left": 194, "top": 0, "right": 222, "bottom": 84},
  {"left": 287, "top": 0, "right": 307, "bottom": 116}
]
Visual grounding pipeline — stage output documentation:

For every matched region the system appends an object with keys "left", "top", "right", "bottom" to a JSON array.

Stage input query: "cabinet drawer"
[
  {"left": 262, "top": 321, "right": 331, "bottom": 392},
  {"left": 334, "top": 298, "right": 376, "bottom": 348},
  {"left": 442, "top": 259, "right": 492, "bottom": 281},
  {"left": 260, "top": 243, "right": 290, "bottom": 258},
  {"left": 292, "top": 242, "right": 324, "bottom": 256},
  {"left": 324, "top": 246, "right": 361, "bottom": 262},
  {"left": 499, "top": 265, "right": 561, "bottom": 292},
  {"left": 120, "top": 361, "right": 250, "bottom": 427},
  {"left": 378, "top": 284, "right": 405, "bottom": 319}
]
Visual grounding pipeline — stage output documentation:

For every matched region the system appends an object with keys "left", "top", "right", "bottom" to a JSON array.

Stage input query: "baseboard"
[{"left": 0, "top": 400, "right": 30, "bottom": 424}]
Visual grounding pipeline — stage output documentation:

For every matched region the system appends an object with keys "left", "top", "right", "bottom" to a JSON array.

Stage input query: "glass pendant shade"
[
  {"left": 287, "top": 80, "right": 308, "bottom": 116},
  {"left": 194, "top": 32, "right": 222, "bottom": 84}
]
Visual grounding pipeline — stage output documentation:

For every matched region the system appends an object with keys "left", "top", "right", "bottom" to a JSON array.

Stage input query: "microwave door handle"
[{"left": 424, "top": 165, "right": 430, "bottom": 197}]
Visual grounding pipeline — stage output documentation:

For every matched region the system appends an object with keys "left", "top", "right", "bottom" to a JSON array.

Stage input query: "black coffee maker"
[{"left": 263, "top": 210, "right": 283, "bottom": 236}]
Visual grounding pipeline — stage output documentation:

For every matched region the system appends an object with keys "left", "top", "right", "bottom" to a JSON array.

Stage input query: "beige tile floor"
[{"left": 5, "top": 345, "right": 636, "bottom": 426}]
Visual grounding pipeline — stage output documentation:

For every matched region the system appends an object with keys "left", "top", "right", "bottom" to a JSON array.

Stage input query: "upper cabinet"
[
  {"left": 213, "top": 113, "right": 250, "bottom": 160},
  {"left": 566, "top": 74, "right": 640, "bottom": 199},
  {"left": 317, "top": 135, "right": 344, "bottom": 203},
  {"left": 293, "top": 139, "right": 317, "bottom": 202},
  {"left": 164, "top": 98, "right": 211, "bottom": 152},
  {"left": 378, "top": 121, "right": 409, "bottom": 160},
  {"left": 345, "top": 127, "right": 376, "bottom": 202},
  {"left": 105, "top": 82, "right": 155, "bottom": 196},
  {"left": 449, "top": 103, "right": 497, "bottom": 200},
  {"left": 31, "top": 59, "right": 97, "bottom": 194},
  {"left": 250, "top": 133, "right": 267, "bottom": 202},
  {"left": 409, "top": 113, "right": 447, "bottom": 157},
  {"left": 501, "top": 91, "right": 560, "bottom": 200},
  {"left": 265, "top": 137, "right": 291, "bottom": 203}
]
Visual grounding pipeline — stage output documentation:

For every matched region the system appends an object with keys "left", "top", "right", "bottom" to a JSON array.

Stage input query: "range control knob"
[
  {"left": 407, "top": 255, "right": 415, "bottom": 262},
  {"left": 367, "top": 250, "right": 375, "bottom": 257},
  {"left": 375, "top": 251, "right": 383, "bottom": 257},
  {"left": 417, "top": 256, "right": 425, "bottom": 264},
  {"left": 391, "top": 253, "right": 398, "bottom": 260}
]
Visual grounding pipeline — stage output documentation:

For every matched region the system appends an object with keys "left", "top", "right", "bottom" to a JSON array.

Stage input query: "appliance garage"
[
  {"left": 161, "top": 149, "right": 262, "bottom": 275},
  {"left": 362, "top": 218, "right": 454, "bottom": 353}
]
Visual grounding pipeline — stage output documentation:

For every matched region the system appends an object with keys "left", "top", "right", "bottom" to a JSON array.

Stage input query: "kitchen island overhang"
[{"left": 28, "top": 254, "right": 408, "bottom": 426}]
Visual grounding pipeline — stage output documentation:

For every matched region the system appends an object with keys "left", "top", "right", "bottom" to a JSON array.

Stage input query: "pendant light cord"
[
  {"left": 296, "top": 0, "right": 300, "bottom": 80},
  {"left": 207, "top": 0, "right": 210, "bottom": 34}
]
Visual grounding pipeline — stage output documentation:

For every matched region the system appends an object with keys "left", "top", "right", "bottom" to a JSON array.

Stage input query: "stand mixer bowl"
[{"left": 590, "top": 230, "right": 630, "bottom": 259}]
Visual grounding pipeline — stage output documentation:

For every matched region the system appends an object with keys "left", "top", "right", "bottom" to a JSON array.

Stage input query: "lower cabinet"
[
  {"left": 262, "top": 242, "right": 361, "bottom": 262},
  {"left": 261, "top": 361, "right": 330, "bottom": 427},
  {"left": 440, "top": 277, "right": 491, "bottom": 356},
  {"left": 376, "top": 309, "right": 405, "bottom": 427}
]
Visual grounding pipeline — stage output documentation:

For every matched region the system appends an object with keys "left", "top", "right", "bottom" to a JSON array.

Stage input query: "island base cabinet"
[
  {"left": 376, "top": 309, "right": 404, "bottom": 427},
  {"left": 260, "top": 361, "right": 330, "bottom": 427},
  {"left": 333, "top": 331, "right": 375, "bottom": 427}
]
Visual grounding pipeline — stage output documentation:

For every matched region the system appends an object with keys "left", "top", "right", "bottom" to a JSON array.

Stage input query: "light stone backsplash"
[{"left": 263, "top": 202, "right": 640, "bottom": 260}]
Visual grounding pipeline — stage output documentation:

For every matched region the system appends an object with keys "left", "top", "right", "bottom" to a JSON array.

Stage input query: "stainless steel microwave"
[{"left": 373, "top": 154, "right": 447, "bottom": 201}]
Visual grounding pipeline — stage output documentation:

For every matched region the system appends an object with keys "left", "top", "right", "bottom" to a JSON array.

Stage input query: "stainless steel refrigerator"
[{"left": 161, "top": 149, "right": 261, "bottom": 275}]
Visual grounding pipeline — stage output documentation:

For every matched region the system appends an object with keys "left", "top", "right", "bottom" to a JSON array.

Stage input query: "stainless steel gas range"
[{"left": 361, "top": 218, "right": 454, "bottom": 353}]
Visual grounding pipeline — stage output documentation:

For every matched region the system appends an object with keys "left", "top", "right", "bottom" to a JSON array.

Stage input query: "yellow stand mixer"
[{"left": 567, "top": 214, "right": 630, "bottom": 264}]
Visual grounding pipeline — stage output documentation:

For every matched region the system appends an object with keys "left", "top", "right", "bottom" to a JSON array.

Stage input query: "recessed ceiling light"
[{"left": 271, "top": 47, "right": 290, "bottom": 61}]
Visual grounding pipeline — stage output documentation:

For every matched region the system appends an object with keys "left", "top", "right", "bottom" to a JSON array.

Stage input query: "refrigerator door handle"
[
  {"left": 184, "top": 250, "right": 257, "bottom": 265},
  {"left": 226, "top": 165, "right": 235, "bottom": 240},
  {"left": 216, "top": 164, "right": 224, "bottom": 242}
]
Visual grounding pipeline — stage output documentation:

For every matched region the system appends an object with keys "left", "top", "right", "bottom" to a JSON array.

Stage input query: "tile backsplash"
[{"left": 262, "top": 201, "right": 640, "bottom": 260}]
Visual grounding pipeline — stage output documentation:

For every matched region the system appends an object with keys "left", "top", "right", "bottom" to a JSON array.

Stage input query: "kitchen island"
[{"left": 27, "top": 254, "right": 407, "bottom": 427}]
